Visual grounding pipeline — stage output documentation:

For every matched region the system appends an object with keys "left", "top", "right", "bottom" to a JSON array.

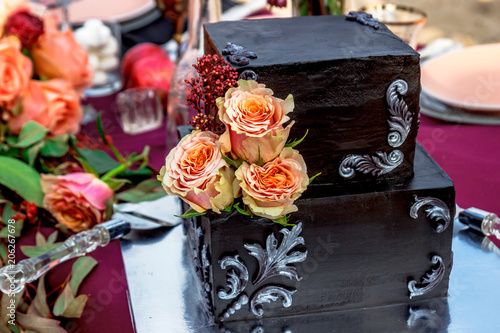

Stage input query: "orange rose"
[
  {"left": 8, "top": 79, "right": 82, "bottom": 135},
  {"left": 41, "top": 173, "right": 114, "bottom": 232},
  {"left": 0, "top": 36, "right": 32, "bottom": 111},
  {"left": 234, "top": 147, "right": 309, "bottom": 219},
  {"left": 31, "top": 16, "right": 93, "bottom": 91},
  {"left": 217, "top": 80, "right": 295, "bottom": 164},
  {"left": 158, "top": 131, "right": 235, "bottom": 213}
]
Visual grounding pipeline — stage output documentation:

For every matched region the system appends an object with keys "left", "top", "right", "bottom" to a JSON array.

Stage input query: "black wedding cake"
[{"left": 184, "top": 14, "right": 455, "bottom": 327}]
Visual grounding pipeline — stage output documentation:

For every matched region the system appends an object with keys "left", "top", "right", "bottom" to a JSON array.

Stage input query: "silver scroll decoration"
[
  {"left": 218, "top": 293, "right": 249, "bottom": 322},
  {"left": 218, "top": 255, "right": 249, "bottom": 300},
  {"left": 339, "top": 150, "right": 404, "bottom": 179},
  {"left": 408, "top": 255, "right": 445, "bottom": 299},
  {"left": 250, "top": 286, "right": 297, "bottom": 317},
  {"left": 410, "top": 196, "right": 451, "bottom": 233},
  {"left": 244, "top": 222, "right": 307, "bottom": 285},
  {"left": 386, "top": 79, "right": 412, "bottom": 148}
]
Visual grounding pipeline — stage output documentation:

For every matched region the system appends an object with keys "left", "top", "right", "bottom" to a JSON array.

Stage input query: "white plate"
[
  {"left": 421, "top": 43, "right": 500, "bottom": 112},
  {"left": 68, "top": 0, "right": 156, "bottom": 24}
]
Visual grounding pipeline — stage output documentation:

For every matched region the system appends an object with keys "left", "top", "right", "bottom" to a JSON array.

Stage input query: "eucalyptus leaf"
[
  {"left": 53, "top": 284, "right": 74, "bottom": 316},
  {"left": 59, "top": 295, "right": 88, "bottom": 318},
  {"left": 0, "top": 221, "right": 23, "bottom": 238},
  {"left": 0, "top": 156, "right": 43, "bottom": 206},
  {"left": 175, "top": 209, "right": 206, "bottom": 219},
  {"left": 35, "top": 232, "right": 46, "bottom": 246},
  {"left": 104, "top": 178, "right": 130, "bottom": 192},
  {"left": 2, "top": 202, "right": 15, "bottom": 225},
  {"left": 69, "top": 257, "right": 98, "bottom": 295},
  {"left": 15, "top": 313, "right": 65, "bottom": 333},
  {"left": 47, "top": 231, "right": 58, "bottom": 245},
  {"left": 20, "top": 244, "right": 61, "bottom": 258},
  {"left": 14, "top": 122, "right": 48, "bottom": 148}
]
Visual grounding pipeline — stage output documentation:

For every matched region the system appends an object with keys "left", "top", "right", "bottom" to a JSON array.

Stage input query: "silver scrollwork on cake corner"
[
  {"left": 410, "top": 196, "right": 451, "bottom": 233},
  {"left": 339, "top": 150, "right": 404, "bottom": 179},
  {"left": 408, "top": 255, "right": 445, "bottom": 299},
  {"left": 218, "top": 293, "right": 249, "bottom": 322},
  {"left": 218, "top": 255, "right": 249, "bottom": 300},
  {"left": 244, "top": 222, "right": 307, "bottom": 285},
  {"left": 250, "top": 286, "right": 297, "bottom": 317},
  {"left": 386, "top": 79, "right": 412, "bottom": 148}
]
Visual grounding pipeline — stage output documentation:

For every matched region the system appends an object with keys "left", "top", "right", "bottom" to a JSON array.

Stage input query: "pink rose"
[
  {"left": 41, "top": 173, "right": 114, "bottom": 232},
  {"left": 31, "top": 15, "right": 93, "bottom": 91},
  {"left": 158, "top": 131, "right": 235, "bottom": 213},
  {"left": 8, "top": 79, "right": 82, "bottom": 135},
  {"left": 234, "top": 147, "right": 309, "bottom": 219},
  {"left": 0, "top": 36, "right": 32, "bottom": 111},
  {"left": 217, "top": 80, "right": 295, "bottom": 164}
]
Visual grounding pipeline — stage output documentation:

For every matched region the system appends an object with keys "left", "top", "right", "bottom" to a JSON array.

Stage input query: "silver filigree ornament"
[
  {"left": 218, "top": 255, "right": 249, "bottom": 300},
  {"left": 386, "top": 79, "right": 412, "bottom": 148},
  {"left": 250, "top": 286, "right": 297, "bottom": 317},
  {"left": 410, "top": 196, "right": 451, "bottom": 233},
  {"left": 218, "top": 293, "right": 249, "bottom": 322},
  {"left": 408, "top": 255, "right": 445, "bottom": 299},
  {"left": 339, "top": 150, "right": 404, "bottom": 179},
  {"left": 244, "top": 222, "right": 307, "bottom": 285}
]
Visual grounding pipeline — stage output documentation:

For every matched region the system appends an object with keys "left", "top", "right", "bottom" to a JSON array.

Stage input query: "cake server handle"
[
  {"left": 0, "top": 219, "right": 130, "bottom": 295},
  {"left": 458, "top": 207, "right": 500, "bottom": 239}
]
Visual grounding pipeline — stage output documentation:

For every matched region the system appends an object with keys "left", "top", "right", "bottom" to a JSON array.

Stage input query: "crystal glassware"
[
  {"left": 360, "top": 3, "right": 427, "bottom": 49},
  {"left": 114, "top": 88, "right": 164, "bottom": 135}
]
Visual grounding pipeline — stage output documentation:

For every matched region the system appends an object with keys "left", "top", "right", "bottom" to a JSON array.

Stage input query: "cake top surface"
[{"left": 204, "top": 15, "right": 419, "bottom": 67}]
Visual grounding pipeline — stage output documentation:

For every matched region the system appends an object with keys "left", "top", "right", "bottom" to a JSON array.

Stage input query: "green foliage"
[
  {"left": 272, "top": 215, "right": 296, "bottom": 227},
  {"left": 175, "top": 208, "right": 206, "bottom": 219},
  {"left": 20, "top": 244, "right": 61, "bottom": 258},
  {"left": 309, "top": 172, "right": 321, "bottom": 184},
  {"left": 116, "top": 179, "right": 166, "bottom": 203},
  {"left": 220, "top": 148, "right": 243, "bottom": 168},
  {"left": 13, "top": 122, "right": 48, "bottom": 148},
  {"left": 285, "top": 129, "right": 308, "bottom": 149},
  {"left": 69, "top": 257, "right": 98, "bottom": 295},
  {"left": 234, "top": 202, "right": 253, "bottom": 217},
  {"left": 0, "top": 156, "right": 43, "bottom": 206}
]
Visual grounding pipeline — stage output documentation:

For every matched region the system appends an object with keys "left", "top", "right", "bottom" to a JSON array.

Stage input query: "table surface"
[{"left": 79, "top": 91, "right": 500, "bottom": 332}]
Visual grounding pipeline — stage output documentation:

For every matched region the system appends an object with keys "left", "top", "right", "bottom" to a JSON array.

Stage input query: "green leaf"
[
  {"left": 285, "top": 129, "right": 309, "bottom": 149},
  {"left": 79, "top": 149, "right": 119, "bottom": 175},
  {"left": 116, "top": 191, "right": 166, "bottom": 203},
  {"left": 69, "top": 257, "right": 98, "bottom": 295},
  {"left": 35, "top": 231, "right": 46, "bottom": 246},
  {"left": 96, "top": 113, "right": 125, "bottom": 162},
  {"left": 47, "top": 230, "right": 58, "bottom": 245},
  {"left": 2, "top": 202, "right": 15, "bottom": 225},
  {"left": 104, "top": 178, "right": 130, "bottom": 192},
  {"left": 175, "top": 209, "right": 206, "bottom": 219},
  {"left": 15, "top": 312, "right": 66, "bottom": 332},
  {"left": 33, "top": 275, "right": 51, "bottom": 318},
  {"left": 221, "top": 201, "right": 234, "bottom": 212},
  {"left": 0, "top": 220, "right": 23, "bottom": 238},
  {"left": 59, "top": 295, "right": 88, "bottom": 318},
  {"left": 53, "top": 284, "right": 74, "bottom": 316},
  {"left": 220, "top": 150, "right": 243, "bottom": 169},
  {"left": 0, "top": 243, "right": 7, "bottom": 264},
  {"left": 256, "top": 147, "right": 264, "bottom": 167},
  {"left": 14, "top": 121, "right": 48, "bottom": 148},
  {"left": 234, "top": 202, "right": 253, "bottom": 217},
  {"left": 272, "top": 215, "right": 296, "bottom": 226},
  {"left": 75, "top": 157, "right": 99, "bottom": 177},
  {"left": 309, "top": 172, "right": 321, "bottom": 185},
  {"left": 0, "top": 156, "right": 43, "bottom": 206},
  {"left": 20, "top": 244, "right": 61, "bottom": 258},
  {"left": 40, "top": 135, "right": 69, "bottom": 157}
]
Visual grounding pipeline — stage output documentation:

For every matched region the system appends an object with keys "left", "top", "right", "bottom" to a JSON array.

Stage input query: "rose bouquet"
[
  {"left": 0, "top": 2, "right": 165, "bottom": 331},
  {"left": 159, "top": 55, "right": 317, "bottom": 225}
]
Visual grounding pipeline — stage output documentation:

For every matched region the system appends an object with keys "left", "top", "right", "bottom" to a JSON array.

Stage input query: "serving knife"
[{"left": 0, "top": 195, "right": 183, "bottom": 295}]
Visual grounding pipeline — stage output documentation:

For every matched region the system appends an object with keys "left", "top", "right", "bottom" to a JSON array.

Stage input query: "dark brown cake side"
[
  {"left": 185, "top": 144, "right": 454, "bottom": 324},
  {"left": 204, "top": 15, "right": 421, "bottom": 188}
]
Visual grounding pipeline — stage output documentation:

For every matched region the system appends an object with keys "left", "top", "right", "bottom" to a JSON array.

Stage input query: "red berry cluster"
[
  {"left": 186, "top": 54, "right": 238, "bottom": 134},
  {"left": 11, "top": 200, "right": 38, "bottom": 223}
]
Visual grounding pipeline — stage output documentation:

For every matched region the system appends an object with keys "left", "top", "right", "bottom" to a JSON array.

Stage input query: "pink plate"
[
  {"left": 68, "top": 0, "right": 156, "bottom": 24},
  {"left": 421, "top": 43, "right": 500, "bottom": 112}
]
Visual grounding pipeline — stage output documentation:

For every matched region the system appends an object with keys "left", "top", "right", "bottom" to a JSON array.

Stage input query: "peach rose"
[
  {"left": 158, "top": 131, "right": 235, "bottom": 213},
  {"left": 234, "top": 147, "right": 309, "bottom": 219},
  {"left": 8, "top": 79, "right": 82, "bottom": 135},
  {"left": 31, "top": 15, "right": 93, "bottom": 91},
  {"left": 41, "top": 173, "right": 114, "bottom": 232},
  {"left": 0, "top": 36, "right": 32, "bottom": 111},
  {"left": 217, "top": 80, "right": 294, "bottom": 164}
]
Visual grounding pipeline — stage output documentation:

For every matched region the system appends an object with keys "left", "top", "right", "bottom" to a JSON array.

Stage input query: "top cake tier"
[{"left": 204, "top": 15, "right": 421, "bottom": 189}]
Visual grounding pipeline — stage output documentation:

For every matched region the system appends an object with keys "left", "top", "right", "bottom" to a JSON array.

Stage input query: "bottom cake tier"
[{"left": 184, "top": 144, "right": 455, "bottom": 324}]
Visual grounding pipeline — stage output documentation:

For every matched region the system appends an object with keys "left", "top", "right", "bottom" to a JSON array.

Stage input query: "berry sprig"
[{"left": 186, "top": 54, "right": 238, "bottom": 134}]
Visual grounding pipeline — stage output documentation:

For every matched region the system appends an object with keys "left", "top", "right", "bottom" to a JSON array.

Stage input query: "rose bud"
[
  {"left": 217, "top": 80, "right": 295, "bottom": 164},
  {"left": 158, "top": 131, "right": 235, "bottom": 214},
  {"left": 234, "top": 147, "right": 309, "bottom": 220},
  {"left": 8, "top": 79, "right": 82, "bottom": 135},
  {"left": 41, "top": 173, "right": 114, "bottom": 232},
  {"left": 5, "top": 8, "right": 44, "bottom": 48},
  {"left": 0, "top": 36, "right": 32, "bottom": 111}
]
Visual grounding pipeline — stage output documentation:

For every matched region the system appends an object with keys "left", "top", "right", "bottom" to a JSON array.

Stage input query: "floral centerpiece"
[
  {"left": 0, "top": 2, "right": 164, "bottom": 331},
  {"left": 158, "top": 55, "right": 318, "bottom": 225}
]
